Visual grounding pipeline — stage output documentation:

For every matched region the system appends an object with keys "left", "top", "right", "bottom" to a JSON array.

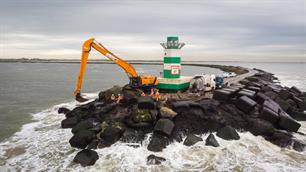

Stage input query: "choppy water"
[{"left": 0, "top": 62, "right": 305, "bottom": 171}]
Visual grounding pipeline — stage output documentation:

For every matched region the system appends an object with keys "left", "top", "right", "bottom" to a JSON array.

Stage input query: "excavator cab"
[{"left": 129, "top": 77, "right": 141, "bottom": 88}]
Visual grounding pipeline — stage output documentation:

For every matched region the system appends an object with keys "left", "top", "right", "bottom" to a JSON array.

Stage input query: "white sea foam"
[{"left": 0, "top": 94, "right": 306, "bottom": 171}]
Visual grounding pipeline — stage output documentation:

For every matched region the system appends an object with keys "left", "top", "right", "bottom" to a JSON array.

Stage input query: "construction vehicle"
[
  {"left": 74, "top": 38, "right": 158, "bottom": 102},
  {"left": 189, "top": 74, "right": 216, "bottom": 93}
]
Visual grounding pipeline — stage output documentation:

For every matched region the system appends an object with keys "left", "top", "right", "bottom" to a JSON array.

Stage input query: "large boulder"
[
  {"left": 247, "top": 118, "right": 275, "bottom": 136},
  {"left": 268, "top": 130, "right": 293, "bottom": 147},
  {"left": 147, "top": 133, "right": 169, "bottom": 152},
  {"left": 72, "top": 120, "right": 95, "bottom": 134},
  {"left": 99, "top": 122, "right": 125, "bottom": 147},
  {"left": 137, "top": 96, "right": 156, "bottom": 109},
  {"left": 290, "top": 86, "right": 302, "bottom": 96},
  {"left": 274, "top": 97, "right": 290, "bottom": 112},
  {"left": 73, "top": 149, "right": 99, "bottom": 167},
  {"left": 66, "top": 106, "right": 90, "bottom": 119},
  {"left": 264, "top": 91, "right": 278, "bottom": 100},
  {"left": 235, "top": 96, "right": 257, "bottom": 113},
  {"left": 122, "top": 86, "right": 142, "bottom": 105},
  {"left": 131, "top": 108, "right": 152, "bottom": 123},
  {"left": 147, "top": 154, "right": 166, "bottom": 165},
  {"left": 216, "top": 126, "right": 240, "bottom": 140},
  {"left": 69, "top": 130, "right": 96, "bottom": 149},
  {"left": 292, "top": 140, "right": 305, "bottom": 152},
  {"left": 61, "top": 117, "right": 79, "bottom": 128},
  {"left": 205, "top": 133, "right": 219, "bottom": 147},
  {"left": 292, "top": 96, "right": 304, "bottom": 109},
  {"left": 279, "top": 89, "right": 291, "bottom": 100},
  {"left": 247, "top": 86, "right": 261, "bottom": 92},
  {"left": 160, "top": 106, "right": 178, "bottom": 119},
  {"left": 213, "top": 90, "right": 233, "bottom": 102},
  {"left": 58, "top": 107, "right": 71, "bottom": 114},
  {"left": 183, "top": 134, "right": 203, "bottom": 146},
  {"left": 260, "top": 107, "right": 279, "bottom": 124},
  {"left": 237, "top": 90, "right": 256, "bottom": 98},
  {"left": 255, "top": 92, "right": 269, "bottom": 105},
  {"left": 154, "top": 119, "right": 175, "bottom": 136},
  {"left": 288, "top": 110, "right": 306, "bottom": 121},
  {"left": 278, "top": 112, "right": 301, "bottom": 132},
  {"left": 263, "top": 100, "right": 280, "bottom": 114}
]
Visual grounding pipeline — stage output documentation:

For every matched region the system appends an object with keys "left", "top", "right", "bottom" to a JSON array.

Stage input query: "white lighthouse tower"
[{"left": 157, "top": 36, "right": 191, "bottom": 90}]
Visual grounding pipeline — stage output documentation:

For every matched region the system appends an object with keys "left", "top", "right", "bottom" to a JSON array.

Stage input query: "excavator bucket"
[{"left": 75, "top": 93, "right": 89, "bottom": 102}]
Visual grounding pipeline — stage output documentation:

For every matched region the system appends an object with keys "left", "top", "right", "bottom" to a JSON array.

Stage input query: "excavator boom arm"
[{"left": 74, "top": 38, "right": 138, "bottom": 97}]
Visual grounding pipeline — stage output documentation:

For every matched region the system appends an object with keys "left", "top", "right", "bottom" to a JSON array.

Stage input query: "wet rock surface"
[{"left": 60, "top": 69, "right": 306, "bottom": 166}]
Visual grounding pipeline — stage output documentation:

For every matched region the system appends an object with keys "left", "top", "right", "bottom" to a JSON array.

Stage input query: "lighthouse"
[{"left": 157, "top": 36, "right": 191, "bottom": 90}]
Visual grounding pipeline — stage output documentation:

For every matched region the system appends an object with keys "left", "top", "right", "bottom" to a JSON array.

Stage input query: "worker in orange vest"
[{"left": 155, "top": 89, "right": 161, "bottom": 101}]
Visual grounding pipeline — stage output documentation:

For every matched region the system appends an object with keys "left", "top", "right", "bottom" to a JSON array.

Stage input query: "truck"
[{"left": 189, "top": 74, "right": 216, "bottom": 93}]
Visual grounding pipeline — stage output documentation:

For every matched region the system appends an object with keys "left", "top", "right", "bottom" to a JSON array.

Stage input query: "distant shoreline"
[
  {"left": 0, "top": 58, "right": 249, "bottom": 74},
  {"left": 0, "top": 59, "right": 304, "bottom": 64}
]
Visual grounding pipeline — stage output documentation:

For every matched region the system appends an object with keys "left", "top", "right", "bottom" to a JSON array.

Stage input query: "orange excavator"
[{"left": 74, "top": 38, "right": 158, "bottom": 102}]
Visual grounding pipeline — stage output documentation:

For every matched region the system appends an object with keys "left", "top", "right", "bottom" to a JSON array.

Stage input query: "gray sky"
[{"left": 0, "top": 0, "right": 305, "bottom": 62}]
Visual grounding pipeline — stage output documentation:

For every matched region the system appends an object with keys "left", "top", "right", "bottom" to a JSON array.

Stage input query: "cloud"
[{"left": 0, "top": 0, "right": 305, "bottom": 62}]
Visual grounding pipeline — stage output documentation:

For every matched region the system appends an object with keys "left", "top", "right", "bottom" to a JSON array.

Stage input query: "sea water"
[{"left": 0, "top": 62, "right": 305, "bottom": 171}]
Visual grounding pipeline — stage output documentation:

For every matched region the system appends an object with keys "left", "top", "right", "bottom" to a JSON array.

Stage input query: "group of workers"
[
  {"left": 110, "top": 93, "right": 123, "bottom": 104},
  {"left": 141, "top": 88, "right": 161, "bottom": 101},
  {"left": 110, "top": 88, "right": 161, "bottom": 104}
]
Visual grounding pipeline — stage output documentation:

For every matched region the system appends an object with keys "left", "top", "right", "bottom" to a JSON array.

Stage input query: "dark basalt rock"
[
  {"left": 260, "top": 107, "right": 279, "bottom": 124},
  {"left": 235, "top": 96, "right": 257, "bottom": 113},
  {"left": 121, "top": 86, "right": 142, "bottom": 105},
  {"left": 278, "top": 112, "right": 301, "bottom": 132},
  {"left": 247, "top": 118, "right": 275, "bottom": 136},
  {"left": 255, "top": 92, "right": 270, "bottom": 105},
  {"left": 147, "top": 132, "right": 169, "bottom": 152},
  {"left": 72, "top": 120, "right": 95, "bottom": 134},
  {"left": 263, "top": 100, "right": 280, "bottom": 114},
  {"left": 99, "top": 124, "right": 125, "bottom": 147},
  {"left": 265, "top": 91, "right": 278, "bottom": 100},
  {"left": 73, "top": 149, "right": 99, "bottom": 167},
  {"left": 61, "top": 117, "right": 79, "bottom": 128},
  {"left": 58, "top": 107, "right": 71, "bottom": 114},
  {"left": 268, "top": 130, "right": 293, "bottom": 147},
  {"left": 147, "top": 154, "right": 166, "bottom": 165},
  {"left": 216, "top": 126, "right": 240, "bottom": 140},
  {"left": 69, "top": 130, "right": 96, "bottom": 149},
  {"left": 183, "top": 134, "right": 203, "bottom": 146},
  {"left": 292, "top": 96, "right": 304, "bottom": 109},
  {"left": 279, "top": 89, "right": 291, "bottom": 100},
  {"left": 274, "top": 97, "right": 290, "bottom": 112},
  {"left": 205, "top": 133, "right": 219, "bottom": 147},
  {"left": 237, "top": 90, "right": 256, "bottom": 98},
  {"left": 137, "top": 96, "right": 156, "bottom": 109},
  {"left": 213, "top": 90, "right": 233, "bottom": 102},
  {"left": 288, "top": 110, "right": 306, "bottom": 121},
  {"left": 290, "top": 86, "right": 302, "bottom": 96},
  {"left": 247, "top": 86, "right": 261, "bottom": 92},
  {"left": 87, "top": 139, "right": 99, "bottom": 149},
  {"left": 154, "top": 119, "right": 175, "bottom": 136},
  {"left": 292, "top": 140, "right": 305, "bottom": 152}
]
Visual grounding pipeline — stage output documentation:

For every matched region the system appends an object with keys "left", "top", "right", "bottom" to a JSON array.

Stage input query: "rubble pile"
[{"left": 58, "top": 68, "right": 306, "bottom": 166}]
